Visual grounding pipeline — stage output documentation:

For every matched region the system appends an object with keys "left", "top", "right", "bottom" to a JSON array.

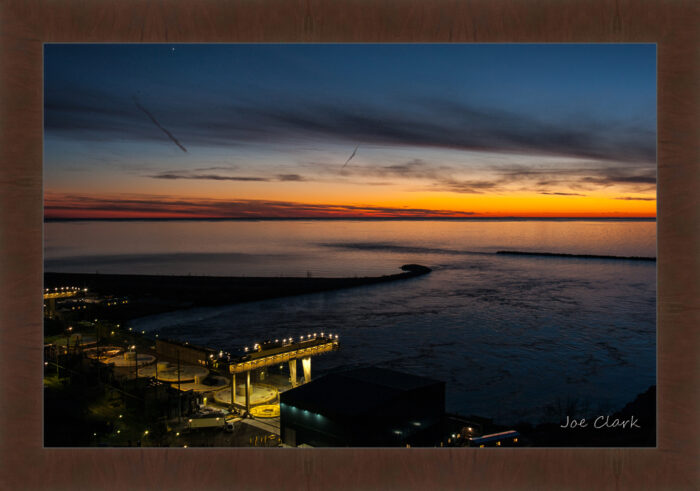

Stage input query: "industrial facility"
[{"left": 280, "top": 367, "right": 445, "bottom": 447}]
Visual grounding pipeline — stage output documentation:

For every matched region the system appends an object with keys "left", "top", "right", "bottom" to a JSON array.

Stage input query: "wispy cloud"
[
  {"left": 276, "top": 174, "right": 306, "bottom": 182},
  {"left": 149, "top": 172, "right": 269, "bottom": 182},
  {"left": 614, "top": 196, "right": 656, "bottom": 201},
  {"left": 580, "top": 175, "right": 656, "bottom": 185},
  {"left": 132, "top": 96, "right": 188, "bottom": 152},
  {"left": 44, "top": 193, "right": 476, "bottom": 218},
  {"left": 147, "top": 170, "right": 308, "bottom": 183},
  {"left": 540, "top": 192, "right": 586, "bottom": 196},
  {"left": 305, "top": 158, "right": 656, "bottom": 195},
  {"left": 342, "top": 145, "right": 359, "bottom": 168}
]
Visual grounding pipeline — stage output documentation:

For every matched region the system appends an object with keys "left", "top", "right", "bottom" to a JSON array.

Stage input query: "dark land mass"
[
  {"left": 515, "top": 385, "right": 656, "bottom": 446},
  {"left": 497, "top": 250, "right": 656, "bottom": 261},
  {"left": 44, "top": 264, "right": 431, "bottom": 320},
  {"left": 446, "top": 385, "right": 655, "bottom": 447}
]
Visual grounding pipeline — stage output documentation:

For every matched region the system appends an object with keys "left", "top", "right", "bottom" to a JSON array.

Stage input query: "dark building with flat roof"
[{"left": 280, "top": 367, "right": 445, "bottom": 447}]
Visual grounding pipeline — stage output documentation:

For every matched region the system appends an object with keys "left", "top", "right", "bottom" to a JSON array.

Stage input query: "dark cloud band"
[
  {"left": 44, "top": 194, "right": 476, "bottom": 218},
  {"left": 45, "top": 89, "right": 656, "bottom": 164}
]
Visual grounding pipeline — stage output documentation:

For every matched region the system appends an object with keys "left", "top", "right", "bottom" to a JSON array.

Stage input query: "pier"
[{"left": 229, "top": 335, "right": 339, "bottom": 413}]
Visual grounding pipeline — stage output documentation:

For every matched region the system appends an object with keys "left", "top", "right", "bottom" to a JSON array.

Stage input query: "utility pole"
[
  {"left": 230, "top": 372, "right": 235, "bottom": 412},
  {"left": 177, "top": 350, "right": 181, "bottom": 424},
  {"left": 154, "top": 353, "right": 159, "bottom": 402}
]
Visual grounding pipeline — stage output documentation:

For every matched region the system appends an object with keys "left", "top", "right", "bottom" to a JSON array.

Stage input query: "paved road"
[{"left": 242, "top": 417, "right": 280, "bottom": 435}]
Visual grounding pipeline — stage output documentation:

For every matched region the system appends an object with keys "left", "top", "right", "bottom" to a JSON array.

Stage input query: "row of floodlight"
[
  {"left": 44, "top": 286, "right": 87, "bottom": 292},
  {"left": 243, "top": 333, "right": 340, "bottom": 352}
]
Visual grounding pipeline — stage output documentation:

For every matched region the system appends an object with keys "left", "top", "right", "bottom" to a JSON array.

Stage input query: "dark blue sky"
[{"left": 43, "top": 44, "right": 657, "bottom": 218}]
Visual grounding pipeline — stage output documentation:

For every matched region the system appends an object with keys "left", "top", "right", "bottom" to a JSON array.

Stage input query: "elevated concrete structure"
[
  {"left": 43, "top": 287, "right": 81, "bottom": 317},
  {"left": 229, "top": 335, "right": 339, "bottom": 414}
]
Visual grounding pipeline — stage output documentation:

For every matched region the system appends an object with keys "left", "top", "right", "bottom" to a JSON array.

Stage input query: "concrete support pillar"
[
  {"left": 302, "top": 357, "right": 311, "bottom": 384},
  {"left": 231, "top": 373, "right": 236, "bottom": 405},
  {"left": 289, "top": 359, "right": 298, "bottom": 388},
  {"left": 245, "top": 370, "right": 251, "bottom": 414}
]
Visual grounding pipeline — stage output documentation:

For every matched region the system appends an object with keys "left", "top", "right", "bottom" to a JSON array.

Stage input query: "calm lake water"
[{"left": 45, "top": 219, "right": 656, "bottom": 424}]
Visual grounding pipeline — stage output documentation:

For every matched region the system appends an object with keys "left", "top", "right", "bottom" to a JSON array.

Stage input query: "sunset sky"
[{"left": 44, "top": 44, "right": 656, "bottom": 219}]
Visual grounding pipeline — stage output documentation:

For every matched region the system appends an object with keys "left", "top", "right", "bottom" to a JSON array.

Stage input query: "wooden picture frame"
[{"left": 1, "top": 0, "right": 697, "bottom": 489}]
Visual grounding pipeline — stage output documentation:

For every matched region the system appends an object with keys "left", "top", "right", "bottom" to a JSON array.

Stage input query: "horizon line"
[{"left": 44, "top": 216, "right": 657, "bottom": 222}]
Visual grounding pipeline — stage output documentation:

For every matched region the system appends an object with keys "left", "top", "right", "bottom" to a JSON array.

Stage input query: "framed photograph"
[{"left": 1, "top": 1, "right": 697, "bottom": 489}]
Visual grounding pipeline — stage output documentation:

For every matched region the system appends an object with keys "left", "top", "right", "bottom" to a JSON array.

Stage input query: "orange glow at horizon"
[{"left": 43, "top": 191, "right": 656, "bottom": 219}]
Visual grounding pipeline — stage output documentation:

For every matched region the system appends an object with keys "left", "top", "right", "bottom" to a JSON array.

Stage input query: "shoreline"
[{"left": 44, "top": 264, "right": 431, "bottom": 319}]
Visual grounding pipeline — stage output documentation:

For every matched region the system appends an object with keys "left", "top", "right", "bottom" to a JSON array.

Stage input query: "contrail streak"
[
  {"left": 342, "top": 145, "right": 359, "bottom": 168},
  {"left": 133, "top": 96, "right": 188, "bottom": 152}
]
